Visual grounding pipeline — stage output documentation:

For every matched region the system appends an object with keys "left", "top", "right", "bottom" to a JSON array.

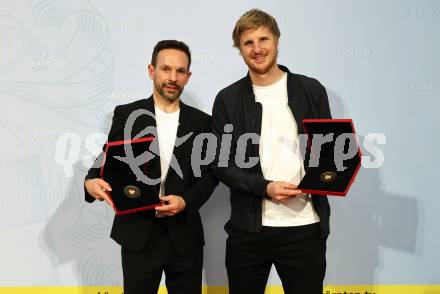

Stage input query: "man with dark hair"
[
  {"left": 151, "top": 40, "right": 192, "bottom": 69},
  {"left": 212, "top": 9, "right": 332, "bottom": 294},
  {"left": 85, "top": 39, "right": 218, "bottom": 294}
]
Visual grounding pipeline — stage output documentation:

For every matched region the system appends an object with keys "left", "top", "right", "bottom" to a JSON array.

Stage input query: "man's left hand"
[{"left": 154, "top": 195, "right": 186, "bottom": 217}]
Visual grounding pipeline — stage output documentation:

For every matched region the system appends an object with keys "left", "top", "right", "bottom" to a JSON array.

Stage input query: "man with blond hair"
[{"left": 212, "top": 9, "right": 332, "bottom": 294}]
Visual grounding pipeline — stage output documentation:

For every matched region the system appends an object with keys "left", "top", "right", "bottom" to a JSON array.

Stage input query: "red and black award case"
[
  {"left": 100, "top": 137, "right": 161, "bottom": 215},
  {"left": 297, "top": 119, "right": 361, "bottom": 196}
]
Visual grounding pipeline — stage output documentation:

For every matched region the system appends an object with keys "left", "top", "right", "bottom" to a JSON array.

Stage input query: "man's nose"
[
  {"left": 253, "top": 43, "right": 262, "bottom": 54},
  {"left": 168, "top": 70, "right": 177, "bottom": 81}
]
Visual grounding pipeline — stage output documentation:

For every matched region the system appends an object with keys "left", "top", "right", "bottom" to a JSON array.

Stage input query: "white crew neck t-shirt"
[
  {"left": 154, "top": 105, "right": 180, "bottom": 196},
  {"left": 253, "top": 73, "right": 320, "bottom": 226}
]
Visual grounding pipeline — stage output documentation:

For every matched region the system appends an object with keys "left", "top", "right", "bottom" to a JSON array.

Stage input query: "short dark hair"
[{"left": 151, "top": 40, "right": 192, "bottom": 69}]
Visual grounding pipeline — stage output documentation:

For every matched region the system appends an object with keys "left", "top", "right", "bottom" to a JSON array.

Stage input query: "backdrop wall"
[{"left": 0, "top": 0, "right": 439, "bottom": 293}]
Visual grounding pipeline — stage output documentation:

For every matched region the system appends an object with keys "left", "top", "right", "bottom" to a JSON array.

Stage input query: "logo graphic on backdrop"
[{"left": 0, "top": 0, "right": 124, "bottom": 286}]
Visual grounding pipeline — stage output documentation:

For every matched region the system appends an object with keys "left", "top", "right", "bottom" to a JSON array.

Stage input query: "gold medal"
[
  {"left": 124, "top": 185, "right": 141, "bottom": 199},
  {"left": 319, "top": 171, "right": 337, "bottom": 182}
]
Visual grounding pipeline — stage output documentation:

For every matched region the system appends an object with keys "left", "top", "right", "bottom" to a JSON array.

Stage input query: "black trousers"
[
  {"left": 121, "top": 218, "right": 203, "bottom": 294},
  {"left": 225, "top": 222, "right": 326, "bottom": 294}
]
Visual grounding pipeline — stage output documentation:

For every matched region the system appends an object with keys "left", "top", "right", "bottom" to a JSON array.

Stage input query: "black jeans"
[
  {"left": 121, "top": 218, "right": 203, "bottom": 294},
  {"left": 225, "top": 222, "right": 326, "bottom": 294}
]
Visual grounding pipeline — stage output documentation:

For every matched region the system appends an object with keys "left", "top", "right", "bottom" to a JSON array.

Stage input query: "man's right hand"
[
  {"left": 84, "top": 178, "right": 114, "bottom": 207},
  {"left": 266, "top": 181, "right": 303, "bottom": 203}
]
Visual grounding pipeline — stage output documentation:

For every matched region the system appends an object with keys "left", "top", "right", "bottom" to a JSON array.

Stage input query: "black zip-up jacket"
[
  {"left": 211, "top": 65, "right": 332, "bottom": 237},
  {"left": 85, "top": 97, "right": 219, "bottom": 254}
]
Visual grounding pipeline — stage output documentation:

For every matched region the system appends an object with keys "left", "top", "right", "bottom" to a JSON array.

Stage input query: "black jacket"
[
  {"left": 212, "top": 65, "right": 332, "bottom": 237},
  {"left": 85, "top": 97, "right": 218, "bottom": 254}
]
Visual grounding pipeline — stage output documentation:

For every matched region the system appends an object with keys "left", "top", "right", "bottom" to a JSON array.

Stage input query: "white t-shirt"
[
  {"left": 253, "top": 73, "right": 320, "bottom": 227},
  {"left": 154, "top": 105, "right": 180, "bottom": 196}
]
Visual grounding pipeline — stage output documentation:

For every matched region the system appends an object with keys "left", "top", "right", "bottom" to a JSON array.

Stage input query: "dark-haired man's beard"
[
  {"left": 154, "top": 81, "right": 183, "bottom": 101},
  {"left": 245, "top": 49, "right": 278, "bottom": 75}
]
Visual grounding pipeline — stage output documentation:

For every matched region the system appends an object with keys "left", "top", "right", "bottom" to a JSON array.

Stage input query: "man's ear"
[{"left": 147, "top": 64, "right": 154, "bottom": 80}]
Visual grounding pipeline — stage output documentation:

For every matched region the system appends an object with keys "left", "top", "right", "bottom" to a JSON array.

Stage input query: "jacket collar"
[{"left": 143, "top": 94, "right": 189, "bottom": 117}]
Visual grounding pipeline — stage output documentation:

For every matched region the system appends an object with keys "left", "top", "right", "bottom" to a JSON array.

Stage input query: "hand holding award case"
[
  {"left": 100, "top": 137, "right": 161, "bottom": 215},
  {"left": 297, "top": 119, "right": 361, "bottom": 196}
]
